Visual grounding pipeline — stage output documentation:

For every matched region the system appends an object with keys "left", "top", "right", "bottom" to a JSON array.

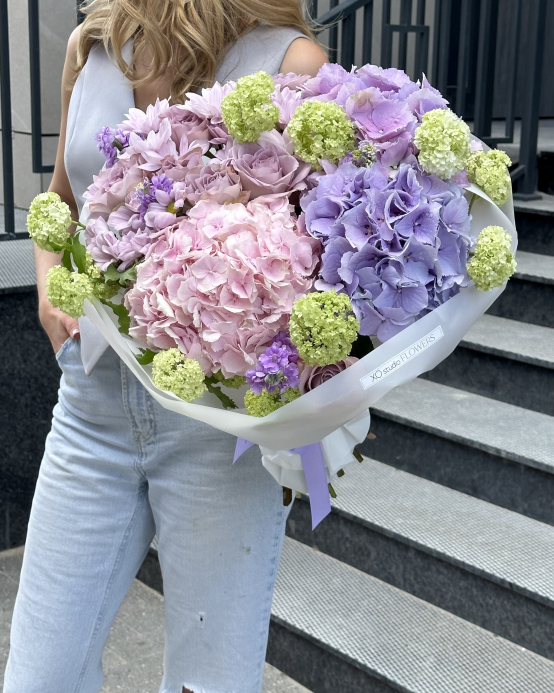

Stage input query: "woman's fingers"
[{"left": 60, "top": 314, "right": 80, "bottom": 340}]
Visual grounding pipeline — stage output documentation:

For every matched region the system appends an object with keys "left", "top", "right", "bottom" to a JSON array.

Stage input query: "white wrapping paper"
[{"left": 83, "top": 185, "right": 516, "bottom": 490}]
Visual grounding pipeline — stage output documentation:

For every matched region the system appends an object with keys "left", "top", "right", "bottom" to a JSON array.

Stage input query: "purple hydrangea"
[
  {"left": 246, "top": 334, "right": 300, "bottom": 394},
  {"left": 305, "top": 161, "right": 472, "bottom": 342}
]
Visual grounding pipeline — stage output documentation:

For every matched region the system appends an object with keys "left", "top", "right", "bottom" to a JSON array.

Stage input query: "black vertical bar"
[
  {"left": 362, "top": 0, "right": 373, "bottom": 65},
  {"left": 0, "top": 0, "right": 15, "bottom": 236},
  {"left": 328, "top": 0, "right": 339, "bottom": 61},
  {"left": 516, "top": 0, "right": 547, "bottom": 198},
  {"left": 381, "top": 0, "right": 392, "bottom": 67},
  {"left": 341, "top": 12, "right": 356, "bottom": 70},
  {"left": 504, "top": 0, "right": 522, "bottom": 142},
  {"left": 28, "top": 0, "right": 44, "bottom": 174},
  {"left": 455, "top": 0, "right": 471, "bottom": 117},
  {"left": 435, "top": 0, "right": 452, "bottom": 95},
  {"left": 77, "top": 1, "right": 86, "bottom": 24},
  {"left": 473, "top": 0, "right": 499, "bottom": 139},
  {"left": 416, "top": 0, "right": 425, "bottom": 25},
  {"left": 414, "top": 0, "right": 428, "bottom": 78},
  {"left": 397, "top": 0, "right": 412, "bottom": 72}
]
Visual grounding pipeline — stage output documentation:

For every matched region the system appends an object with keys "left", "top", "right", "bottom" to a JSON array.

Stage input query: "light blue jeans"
[{"left": 4, "top": 337, "right": 289, "bottom": 693}]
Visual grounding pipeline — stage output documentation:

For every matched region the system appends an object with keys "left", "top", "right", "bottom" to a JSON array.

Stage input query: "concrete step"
[
  {"left": 0, "top": 546, "right": 311, "bottom": 693},
  {"left": 287, "top": 458, "right": 554, "bottom": 659},
  {"left": 421, "top": 313, "right": 554, "bottom": 415},
  {"left": 268, "top": 537, "right": 554, "bottom": 693},
  {"left": 514, "top": 199, "right": 554, "bottom": 256},
  {"left": 487, "top": 250, "right": 554, "bottom": 328},
  {"left": 359, "top": 378, "right": 554, "bottom": 526}
]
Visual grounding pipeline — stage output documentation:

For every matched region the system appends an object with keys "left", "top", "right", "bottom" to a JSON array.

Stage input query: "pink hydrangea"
[{"left": 125, "top": 195, "right": 321, "bottom": 376}]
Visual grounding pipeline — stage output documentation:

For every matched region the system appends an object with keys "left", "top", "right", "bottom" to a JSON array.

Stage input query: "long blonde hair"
[{"left": 75, "top": 0, "right": 318, "bottom": 103}]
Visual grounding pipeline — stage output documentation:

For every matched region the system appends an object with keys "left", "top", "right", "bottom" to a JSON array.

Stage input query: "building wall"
[{"left": 0, "top": 0, "right": 76, "bottom": 209}]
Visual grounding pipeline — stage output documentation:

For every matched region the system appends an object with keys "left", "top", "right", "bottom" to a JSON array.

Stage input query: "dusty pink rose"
[
  {"left": 181, "top": 161, "right": 246, "bottom": 205},
  {"left": 218, "top": 131, "right": 310, "bottom": 198},
  {"left": 298, "top": 357, "right": 359, "bottom": 394},
  {"left": 84, "top": 160, "right": 143, "bottom": 215}
]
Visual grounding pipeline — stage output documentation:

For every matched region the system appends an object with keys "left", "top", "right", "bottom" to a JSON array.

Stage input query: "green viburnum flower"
[
  {"left": 151, "top": 349, "right": 207, "bottom": 402},
  {"left": 84, "top": 252, "right": 119, "bottom": 301},
  {"left": 221, "top": 71, "right": 279, "bottom": 143},
  {"left": 27, "top": 192, "right": 72, "bottom": 252},
  {"left": 244, "top": 386, "right": 300, "bottom": 417},
  {"left": 212, "top": 371, "right": 247, "bottom": 389},
  {"left": 287, "top": 100, "right": 356, "bottom": 169},
  {"left": 46, "top": 266, "right": 93, "bottom": 318},
  {"left": 466, "top": 149, "right": 512, "bottom": 206},
  {"left": 289, "top": 290, "right": 360, "bottom": 367},
  {"left": 467, "top": 225, "right": 516, "bottom": 291},
  {"left": 414, "top": 108, "right": 471, "bottom": 180}
]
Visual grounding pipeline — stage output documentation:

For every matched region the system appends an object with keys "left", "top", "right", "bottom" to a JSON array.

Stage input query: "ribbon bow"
[{"left": 233, "top": 438, "right": 331, "bottom": 529}]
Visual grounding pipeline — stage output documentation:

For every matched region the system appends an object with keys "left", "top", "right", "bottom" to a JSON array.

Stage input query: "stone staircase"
[{"left": 270, "top": 200, "right": 554, "bottom": 691}]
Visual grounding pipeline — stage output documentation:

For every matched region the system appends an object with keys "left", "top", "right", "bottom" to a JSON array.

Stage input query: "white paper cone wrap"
[{"left": 83, "top": 186, "right": 516, "bottom": 482}]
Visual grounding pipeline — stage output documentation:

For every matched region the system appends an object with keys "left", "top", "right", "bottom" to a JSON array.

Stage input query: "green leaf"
[
  {"left": 71, "top": 232, "right": 87, "bottom": 274},
  {"left": 205, "top": 377, "right": 238, "bottom": 410},
  {"left": 105, "top": 262, "right": 137, "bottom": 286},
  {"left": 135, "top": 349, "right": 157, "bottom": 365},
  {"left": 61, "top": 249, "right": 73, "bottom": 271},
  {"left": 101, "top": 299, "right": 131, "bottom": 334}
]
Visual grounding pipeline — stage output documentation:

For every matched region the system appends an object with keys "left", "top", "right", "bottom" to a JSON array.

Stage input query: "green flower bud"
[
  {"left": 466, "top": 149, "right": 512, "bottom": 206},
  {"left": 46, "top": 266, "right": 93, "bottom": 318},
  {"left": 27, "top": 192, "right": 72, "bottom": 252},
  {"left": 289, "top": 291, "right": 359, "bottom": 366},
  {"left": 467, "top": 225, "right": 516, "bottom": 291},
  {"left": 151, "top": 349, "right": 207, "bottom": 402},
  {"left": 221, "top": 71, "right": 279, "bottom": 143},
  {"left": 287, "top": 100, "right": 356, "bottom": 169},
  {"left": 414, "top": 108, "right": 471, "bottom": 180}
]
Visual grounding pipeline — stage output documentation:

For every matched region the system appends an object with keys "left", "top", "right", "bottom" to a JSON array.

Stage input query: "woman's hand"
[{"left": 39, "top": 300, "right": 80, "bottom": 355}]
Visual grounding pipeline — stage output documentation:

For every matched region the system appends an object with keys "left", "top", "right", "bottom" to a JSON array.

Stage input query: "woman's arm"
[
  {"left": 37, "top": 25, "right": 81, "bottom": 353},
  {"left": 279, "top": 37, "right": 328, "bottom": 77}
]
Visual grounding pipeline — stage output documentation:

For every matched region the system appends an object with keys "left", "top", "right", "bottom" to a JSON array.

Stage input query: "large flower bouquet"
[{"left": 29, "top": 63, "right": 517, "bottom": 526}]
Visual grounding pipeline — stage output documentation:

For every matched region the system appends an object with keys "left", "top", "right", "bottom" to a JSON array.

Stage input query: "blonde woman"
[{"left": 4, "top": 2, "right": 326, "bottom": 691}]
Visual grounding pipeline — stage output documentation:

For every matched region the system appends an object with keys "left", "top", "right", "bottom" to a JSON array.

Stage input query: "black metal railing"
[{"left": 0, "top": 0, "right": 549, "bottom": 239}]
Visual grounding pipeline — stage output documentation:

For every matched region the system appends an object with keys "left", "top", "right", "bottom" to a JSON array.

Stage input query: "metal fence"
[{"left": 0, "top": 0, "right": 549, "bottom": 239}]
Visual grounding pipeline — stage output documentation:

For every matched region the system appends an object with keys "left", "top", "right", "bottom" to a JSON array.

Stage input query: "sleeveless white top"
[{"left": 65, "top": 26, "right": 306, "bottom": 373}]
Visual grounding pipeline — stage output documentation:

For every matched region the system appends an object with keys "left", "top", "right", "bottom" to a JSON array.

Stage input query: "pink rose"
[
  {"left": 182, "top": 161, "right": 246, "bottom": 205},
  {"left": 218, "top": 132, "right": 310, "bottom": 199},
  {"left": 298, "top": 357, "right": 359, "bottom": 394}
]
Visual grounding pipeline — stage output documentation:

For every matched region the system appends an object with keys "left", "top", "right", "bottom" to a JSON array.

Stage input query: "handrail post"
[
  {"left": 0, "top": 0, "right": 15, "bottom": 237},
  {"left": 514, "top": 0, "right": 547, "bottom": 200}
]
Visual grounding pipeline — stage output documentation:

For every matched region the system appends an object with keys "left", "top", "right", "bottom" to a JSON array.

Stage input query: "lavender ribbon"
[{"left": 233, "top": 438, "right": 331, "bottom": 529}]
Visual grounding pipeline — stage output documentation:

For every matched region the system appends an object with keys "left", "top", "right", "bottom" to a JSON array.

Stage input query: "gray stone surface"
[
  {"left": 461, "top": 313, "right": 554, "bottom": 368},
  {"left": 515, "top": 250, "right": 554, "bottom": 284},
  {"left": 486, "top": 272, "right": 554, "bottom": 328},
  {"left": 333, "top": 458, "right": 554, "bottom": 606},
  {"left": 287, "top": 459, "right": 554, "bottom": 658},
  {"left": 373, "top": 378, "right": 554, "bottom": 474},
  {"left": 0, "top": 238, "right": 35, "bottom": 291},
  {"left": 362, "top": 411, "right": 554, "bottom": 526},
  {"left": 272, "top": 538, "right": 554, "bottom": 693},
  {"left": 0, "top": 547, "right": 311, "bottom": 693}
]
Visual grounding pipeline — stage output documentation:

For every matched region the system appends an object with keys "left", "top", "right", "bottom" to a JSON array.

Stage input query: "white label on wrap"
[{"left": 360, "top": 326, "right": 445, "bottom": 389}]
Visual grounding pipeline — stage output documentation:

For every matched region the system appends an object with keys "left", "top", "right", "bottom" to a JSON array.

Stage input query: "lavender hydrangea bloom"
[
  {"left": 304, "top": 161, "right": 472, "bottom": 341},
  {"left": 246, "top": 335, "right": 300, "bottom": 394}
]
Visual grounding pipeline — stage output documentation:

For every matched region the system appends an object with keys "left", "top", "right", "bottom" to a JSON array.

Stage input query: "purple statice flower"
[
  {"left": 94, "top": 127, "right": 131, "bottom": 168},
  {"left": 137, "top": 173, "right": 174, "bottom": 221},
  {"left": 94, "top": 126, "right": 118, "bottom": 168},
  {"left": 246, "top": 337, "right": 300, "bottom": 394}
]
